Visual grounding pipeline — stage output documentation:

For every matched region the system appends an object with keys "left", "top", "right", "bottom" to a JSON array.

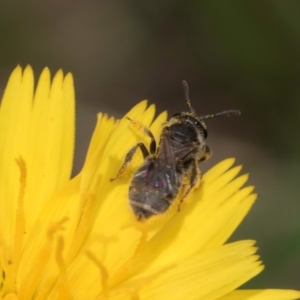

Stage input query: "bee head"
[
  {"left": 169, "top": 81, "right": 241, "bottom": 142},
  {"left": 180, "top": 80, "right": 241, "bottom": 132},
  {"left": 171, "top": 112, "right": 208, "bottom": 139}
]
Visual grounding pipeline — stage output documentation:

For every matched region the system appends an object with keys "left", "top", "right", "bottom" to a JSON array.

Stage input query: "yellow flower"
[{"left": 0, "top": 66, "right": 299, "bottom": 300}]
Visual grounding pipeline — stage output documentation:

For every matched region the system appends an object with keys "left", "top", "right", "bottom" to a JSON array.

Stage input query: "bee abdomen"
[
  {"left": 129, "top": 188, "right": 172, "bottom": 219},
  {"left": 129, "top": 199, "right": 163, "bottom": 219}
]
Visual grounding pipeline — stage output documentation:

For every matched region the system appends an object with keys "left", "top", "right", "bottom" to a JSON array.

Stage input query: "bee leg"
[
  {"left": 178, "top": 160, "right": 201, "bottom": 211},
  {"left": 110, "top": 142, "right": 150, "bottom": 181},
  {"left": 127, "top": 117, "right": 157, "bottom": 154},
  {"left": 178, "top": 145, "right": 209, "bottom": 208},
  {"left": 199, "top": 145, "right": 211, "bottom": 162}
]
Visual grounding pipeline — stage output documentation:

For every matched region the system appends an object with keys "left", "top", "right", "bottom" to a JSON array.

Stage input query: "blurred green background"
[{"left": 0, "top": 0, "right": 299, "bottom": 290}]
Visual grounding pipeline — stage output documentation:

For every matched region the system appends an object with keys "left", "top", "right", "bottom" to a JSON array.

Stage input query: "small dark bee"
[{"left": 111, "top": 81, "right": 240, "bottom": 220}]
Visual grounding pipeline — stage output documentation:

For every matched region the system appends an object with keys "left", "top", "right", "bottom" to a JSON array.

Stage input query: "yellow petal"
[
  {"left": 108, "top": 241, "right": 263, "bottom": 300},
  {"left": 219, "top": 289, "right": 300, "bottom": 300},
  {"left": 25, "top": 68, "right": 75, "bottom": 228},
  {"left": 41, "top": 102, "right": 161, "bottom": 299},
  {"left": 17, "top": 177, "right": 81, "bottom": 298},
  {"left": 0, "top": 66, "right": 75, "bottom": 294}
]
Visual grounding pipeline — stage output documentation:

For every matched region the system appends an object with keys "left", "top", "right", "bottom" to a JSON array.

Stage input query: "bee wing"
[
  {"left": 150, "top": 131, "right": 181, "bottom": 193},
  {"left": 157, "top": 130, "right": 178, "bottom": 169},
  {"left": 132, "top": 132, "right": 180, "bottom": 195},
  {"left": 129, "top": 132, "right": 183, "bottom": 218}
]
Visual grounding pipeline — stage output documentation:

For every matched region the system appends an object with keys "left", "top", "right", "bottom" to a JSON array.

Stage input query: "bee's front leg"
[{"left": 110, "top": 142, "right": 150, "bottom": 181}]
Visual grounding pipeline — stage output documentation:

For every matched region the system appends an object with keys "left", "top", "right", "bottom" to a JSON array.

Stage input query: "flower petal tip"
[
  {"left": 54, "top": 69, "right": 64, "bottom": 80},
  {"left": 64, "top": 72, "right": 74, "bottom": 84},
  {"left": 10, "top": 65, "right": 22, "bottom": 81}
]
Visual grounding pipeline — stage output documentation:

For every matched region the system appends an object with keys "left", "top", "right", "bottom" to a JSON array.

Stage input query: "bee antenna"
[
  {"left": 182, "top": 80, "right": 196, "bottom": 114},
  {"left": 200, "top": 109, "right": 241, "bottom": 120}
]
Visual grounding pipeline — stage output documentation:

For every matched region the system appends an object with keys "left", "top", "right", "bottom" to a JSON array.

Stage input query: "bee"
[{"left": 111, "top": 81, "right": 241, "bottom": 220}]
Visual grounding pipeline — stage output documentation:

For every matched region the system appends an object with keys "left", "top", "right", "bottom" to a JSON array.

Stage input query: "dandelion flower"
[{"left": 0, "top": 66, "right": 299, "bottom": 300}]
